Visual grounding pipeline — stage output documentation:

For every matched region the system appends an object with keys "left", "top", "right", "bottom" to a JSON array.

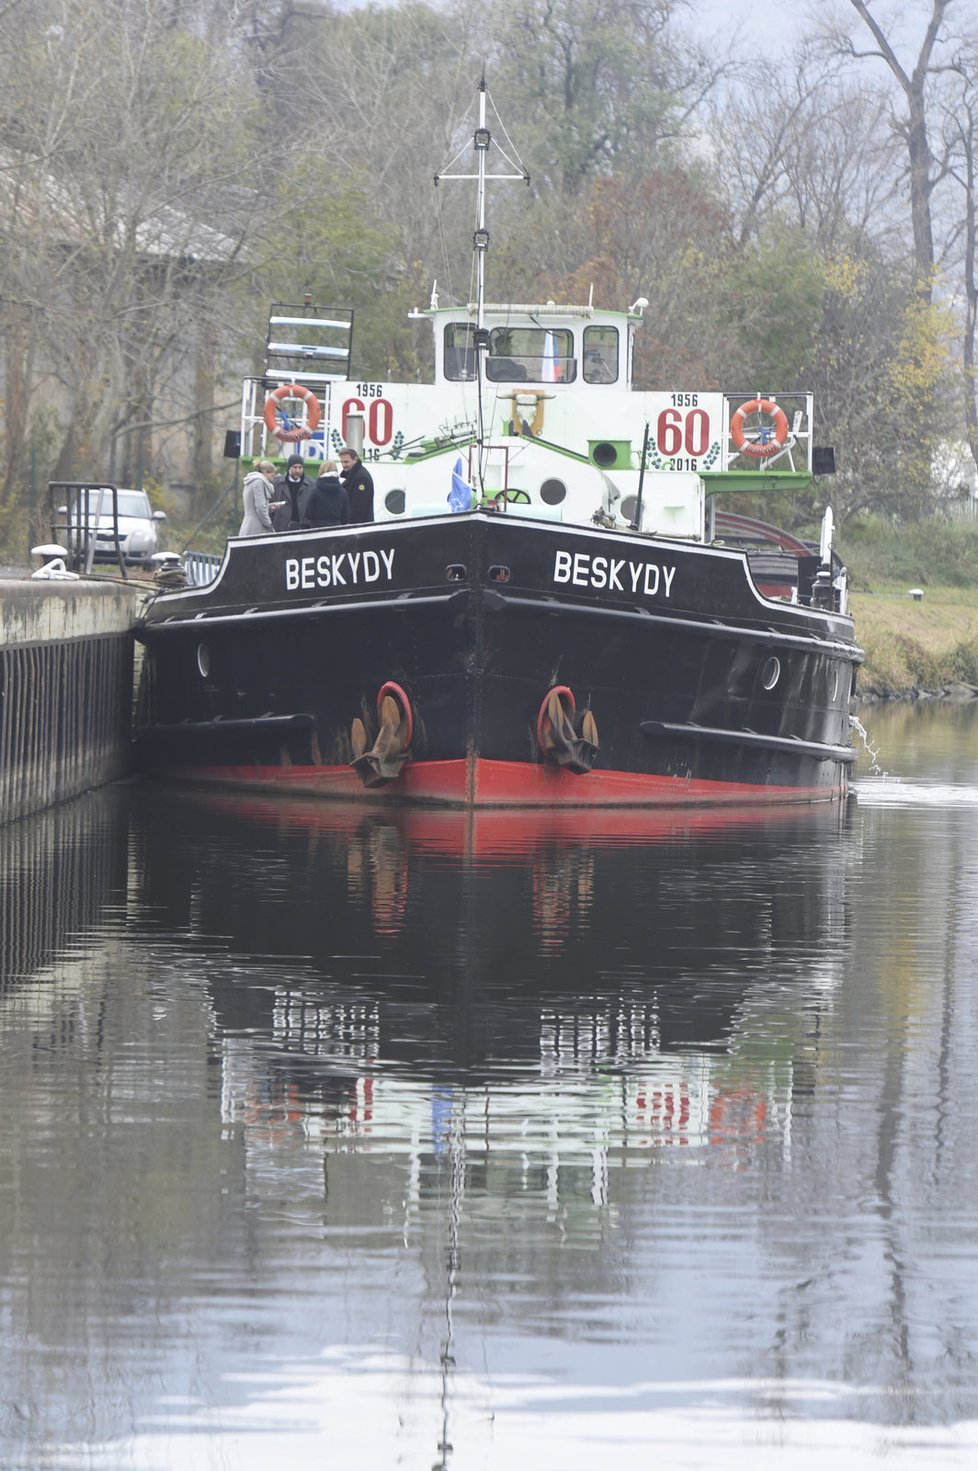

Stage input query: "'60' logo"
[
  {"left": 656, "top": 407, "right": 710, "bottom": 457},
  {"left": 342, "top": 396, "right": 394, "bottom": 446}
]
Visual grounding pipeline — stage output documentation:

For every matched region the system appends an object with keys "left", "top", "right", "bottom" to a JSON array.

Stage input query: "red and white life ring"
[
  {"left": 730, "top": 398, "right": 789, "bottom": 460},
  {"left": 263, "top": 383, "right": 322, "bottom": 443}
]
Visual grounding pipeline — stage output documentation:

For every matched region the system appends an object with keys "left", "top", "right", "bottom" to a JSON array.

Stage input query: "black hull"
[{"left": 134, "top": 514, "right": 861, "bottom": 807}]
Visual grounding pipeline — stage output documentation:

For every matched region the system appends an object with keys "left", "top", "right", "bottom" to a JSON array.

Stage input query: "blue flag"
[{"left": 448, "top": 456, "right": 473, "bottom": 512}]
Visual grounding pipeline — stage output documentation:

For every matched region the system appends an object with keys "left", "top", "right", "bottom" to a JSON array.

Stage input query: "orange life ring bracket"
[
  {"left": 730, "top": 397, "right": 789, "bottom": 460},
  {"left": 263, "top": 383, "right": 322, "bottom": 443}
]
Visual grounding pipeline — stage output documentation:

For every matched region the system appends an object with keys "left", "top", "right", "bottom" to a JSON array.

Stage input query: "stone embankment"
[{"left": 0, "top": 577, "right": 144, "bottom": 823}]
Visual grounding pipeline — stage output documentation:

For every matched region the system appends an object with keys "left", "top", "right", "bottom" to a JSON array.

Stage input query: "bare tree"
[
  {"left": 836, "top": 0, "right": 957, "bottom": 296},
  {"left": 0, "top": 0, "right": 272, "bottom": 539},
  {"left": 943, "top": 46, "right": 978, "bottom": 483},
  {"left": 490, "top": 0, "right": 725, "bottom": 196},
  {"left": 712, "top": 52, "right": 904, "bottom": 253}
]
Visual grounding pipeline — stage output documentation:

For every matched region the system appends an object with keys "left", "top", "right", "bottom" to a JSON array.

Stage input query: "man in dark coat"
[
  {"left": 302, "top": 462, "right": 350, "bottom": 528},
  {"left": 338, "top": 448, "right": 375, "bottom": 524},
  {"left": 273, "top": 454, "right": 315, "bottom": 531}
]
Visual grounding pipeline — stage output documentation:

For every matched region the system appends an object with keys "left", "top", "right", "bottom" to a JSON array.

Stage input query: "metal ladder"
[{"left": 240, "top": 303, "right": 354, "bottom": 460}]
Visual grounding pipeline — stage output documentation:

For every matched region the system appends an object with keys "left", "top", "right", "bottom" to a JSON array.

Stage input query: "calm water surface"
[{"left": 1, "top": 702, "right": 978, "bottom": 1470}]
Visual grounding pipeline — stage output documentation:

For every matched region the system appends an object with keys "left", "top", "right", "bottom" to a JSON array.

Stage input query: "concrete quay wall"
[{"left": 1, "top": 580, "right": 144, "bottom": 825}]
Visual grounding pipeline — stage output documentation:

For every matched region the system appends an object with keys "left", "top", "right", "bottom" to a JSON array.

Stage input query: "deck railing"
[{"left": 183, "top": 551, "right": 222, "bottom": 586}]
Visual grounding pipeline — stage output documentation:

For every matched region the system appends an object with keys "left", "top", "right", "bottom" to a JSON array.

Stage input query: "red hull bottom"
[{"left": 151, "top": 757, "right": 846, "bottom": 808}]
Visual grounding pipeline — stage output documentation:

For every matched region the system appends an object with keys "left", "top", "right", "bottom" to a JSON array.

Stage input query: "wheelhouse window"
[
  {"left": 583, "top": 325, "right": 618, "bottom": 384},
  {"left": 485, "top": 327, "right": 576, "bottom": 383},
  {"left": 444, "top": 323, "right": 477, "bottom": 381}
]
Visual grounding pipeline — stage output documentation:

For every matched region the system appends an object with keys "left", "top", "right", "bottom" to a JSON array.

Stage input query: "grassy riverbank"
[
  {"left": 848, "top": 589, "right": 978, "bottom": 699},
  {"left": 832, "top": 518, "right": 978, "bottom": 699}
]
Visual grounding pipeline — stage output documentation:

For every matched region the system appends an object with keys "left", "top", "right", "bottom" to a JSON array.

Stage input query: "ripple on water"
[
  {"left": 41, "top": 1357, "right": 978, "bottom": 1471},
  {"left": 852, "top": 777, "right": 978, "bottom": 808}
]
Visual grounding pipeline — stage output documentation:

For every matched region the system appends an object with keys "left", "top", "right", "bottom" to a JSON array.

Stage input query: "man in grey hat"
[{"left": 273, "top": 454, "right": 315, "bottom": 531}]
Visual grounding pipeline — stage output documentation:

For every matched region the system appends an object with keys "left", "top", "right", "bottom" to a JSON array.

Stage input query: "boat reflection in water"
[
  {"left": 0, "top": 785, "right": 861, "bottom": 1466},
  {"left": 131, "top": 788, "right": 852, "bottom": 1219}
]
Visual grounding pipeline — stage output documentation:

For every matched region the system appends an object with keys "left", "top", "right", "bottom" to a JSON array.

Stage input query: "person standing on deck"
[
  {"left": 273, "top": 454, "right": 314, "bottom": 532},
  {"left": 339, "top": 448, "right": 374, "bottom": 524},
  {"left": 238, "top": 460, "right": 283, "bottom": 537},
  {"left": 302, "top": 461, "right": 350, "bottom": 528}
]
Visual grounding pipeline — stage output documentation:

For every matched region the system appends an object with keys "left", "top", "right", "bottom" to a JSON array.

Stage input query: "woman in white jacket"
[{"left": 238, "top": 460, "right": 282, "bottom": 536}]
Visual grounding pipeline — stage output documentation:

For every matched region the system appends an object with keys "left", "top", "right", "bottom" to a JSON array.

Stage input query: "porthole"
[
  {"left": 621, "top": 495, "right": 638, "bottom": 523},
  {"left": 384, "top": 488, "right": 406, "bottom": 515},
  {"left": 196, "top": 642, "right": 210, "bottom": 678},
  {"left": 761, "top": 655, "right": 781, "bottom": 690},
  {"left": 540, "top": 477, "right": 567, "bottom": 505}
]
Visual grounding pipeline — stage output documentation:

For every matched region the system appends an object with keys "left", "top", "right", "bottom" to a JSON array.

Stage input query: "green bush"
[
  {"left": 949, "top": 642, "right": 978, "bottom": 685},
  {"left": 836, "top": 515, "right": 978, "bottom": 590}
]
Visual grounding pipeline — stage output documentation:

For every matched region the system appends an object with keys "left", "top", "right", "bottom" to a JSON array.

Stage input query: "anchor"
[
  {"left": 537, "top": 687, "right": 599, "bottom": 775},
  {"left": 350, "top": 684, "right": 413, "bottom": 787}
]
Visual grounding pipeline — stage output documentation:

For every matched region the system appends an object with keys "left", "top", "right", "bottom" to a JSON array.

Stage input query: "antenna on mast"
[{"left": 434, "top": 78, "right": 530, "bottom": 492}]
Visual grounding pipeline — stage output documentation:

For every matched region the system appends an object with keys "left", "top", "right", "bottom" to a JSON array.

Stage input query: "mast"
[
  {"left": 474, "top": 78, "right": 489, "bottom": 354},
  {"left": 434, "top": 77, "right": 529, "bottom": 493}
]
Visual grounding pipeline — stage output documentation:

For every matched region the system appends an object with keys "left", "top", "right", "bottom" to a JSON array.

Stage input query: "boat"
[{"left": 133, "top": 81, "right": 862, "bottom": 808}]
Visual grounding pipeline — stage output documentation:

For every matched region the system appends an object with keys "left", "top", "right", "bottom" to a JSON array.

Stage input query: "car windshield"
[
  {"left": 115, "top": 492, "right": 152, "bottom": 517},
  {"left": 79, "top": 490, "right": 151, "bottom": 518}
]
